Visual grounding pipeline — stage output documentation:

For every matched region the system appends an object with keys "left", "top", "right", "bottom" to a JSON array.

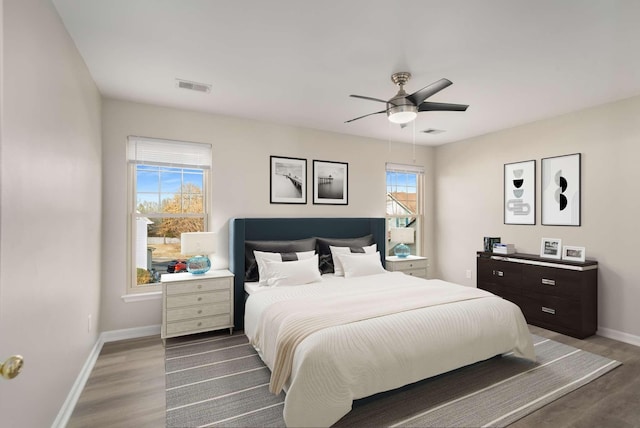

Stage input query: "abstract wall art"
[
  {"left": 504, "top": 159, "right": 536, "bottom": 225},
  {"left": 541, "top": 153, "right": 581, "bottom": 226}
]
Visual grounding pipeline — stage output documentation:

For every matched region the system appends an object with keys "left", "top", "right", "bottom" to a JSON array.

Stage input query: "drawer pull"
[
  {"left": 198, "top": 284, "right": 202, "bottom": 289},
  {"left": 541, "top": 278, "right": 556, "bottom": 286},
  {"left": 409, "top": 263, "right": 414, "bottom": 267},
  {"left": 197, "top": 310, "right": 202, "bottom": 314},
  {"left": 197, "top": 297, "right": 202, "bottom": 302},
  {"left": 541, "top": 306, "right": 556, "bottom": 315},
  {"left": 493, "top": 270, "right": 504, "bottom": 277},
  {"left": 197, "top": 322, "right": 202, "bottom": 327}
]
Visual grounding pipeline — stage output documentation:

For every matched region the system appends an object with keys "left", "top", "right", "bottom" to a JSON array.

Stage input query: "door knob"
[{"left": 1, "top": 355, "right": 24, "bottom": 380}]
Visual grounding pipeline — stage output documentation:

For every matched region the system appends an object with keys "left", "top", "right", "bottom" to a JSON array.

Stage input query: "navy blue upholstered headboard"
[{"left": 229, "top": 217, "right": 386, "bottom": 329}]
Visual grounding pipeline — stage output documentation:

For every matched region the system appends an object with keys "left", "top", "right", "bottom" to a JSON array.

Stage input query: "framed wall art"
[
  {"left": 541, "top": 153, "right": 581, "bottom": 226},
  {"left": 540, "top": 237, "right": 562, "bottom": 259},
  {"left": 313, "top": 160, "right": 348, "bottom": 205},
  {"left": 562, "top": 245, "right": 586, "bottom": 262},
  {"left": 270, "top": 155, "right": 307, "bottom": 204},
  {"left": 504, "top": 160, "right": 535, "bottom": 225}
]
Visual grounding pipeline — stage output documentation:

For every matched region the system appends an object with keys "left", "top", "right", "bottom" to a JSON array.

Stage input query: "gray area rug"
[{"left": 165, "top": 333, "right": 620, "bottom": 427}]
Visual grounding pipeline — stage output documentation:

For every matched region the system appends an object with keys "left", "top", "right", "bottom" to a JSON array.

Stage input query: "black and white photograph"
[
  {"left": 313, "top": 160, "right": 348, "bottom": 205},
  {"left": 270, "top": 156, "right": 306, "bottom": 204},
  {"left": 540, "top": 237, "right": 562, "bottom": 259},
  {"left": 504, "top": 160, "right": 535, "bottom": 225},
  {"left": 563, "top": 245, "right": 586, "bottom": 262},
  {"left": 542, "top": 153, "right": 581, "bottom": 226}
]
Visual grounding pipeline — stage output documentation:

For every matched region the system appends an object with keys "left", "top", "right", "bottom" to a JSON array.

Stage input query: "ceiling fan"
[{"left": 345, "top": 72, "right": 469, "bottom": 126}]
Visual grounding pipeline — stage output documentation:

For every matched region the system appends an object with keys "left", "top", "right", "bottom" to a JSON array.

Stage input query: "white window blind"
[
  {"left": 127, "top": 136, "right": 212, "bottom": 169},
  {"left": 385, "top": 162, "right": 425, "bottom": 174}
]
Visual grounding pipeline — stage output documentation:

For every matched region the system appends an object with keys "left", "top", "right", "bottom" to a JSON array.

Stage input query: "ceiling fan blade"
[
  {"left": 407, "top": 78, "right": 453, "bottom": 106},
  {"left": 344, "top": 110, "right": 386, "bottom": 123},
  {"left": 418, "top": 102, "right": 469, "bottom": 112},
  {"left": 349, "top": 95, "right": 389, "bottom": 104}
]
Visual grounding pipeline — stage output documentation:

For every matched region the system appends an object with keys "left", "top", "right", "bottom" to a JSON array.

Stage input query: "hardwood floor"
[{"left": 67, "top": 326, "right": 640, "bottom": 427}]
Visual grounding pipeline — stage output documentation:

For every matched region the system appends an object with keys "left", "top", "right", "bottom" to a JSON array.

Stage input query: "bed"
[{"left": 229, "top": 217, "right": 535, "bottom": 427}]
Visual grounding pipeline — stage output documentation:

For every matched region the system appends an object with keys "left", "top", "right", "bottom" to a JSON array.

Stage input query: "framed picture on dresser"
[{"left": 504, "top": 160, "right": 535, "bottom": 225}]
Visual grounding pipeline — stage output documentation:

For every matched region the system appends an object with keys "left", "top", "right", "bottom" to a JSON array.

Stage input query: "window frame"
[
  {"left": 126, "top": 137, "right": 212, "bottom": 294},
  {"left": 385, "top": 163, "right": 425, "bottom": 257}
]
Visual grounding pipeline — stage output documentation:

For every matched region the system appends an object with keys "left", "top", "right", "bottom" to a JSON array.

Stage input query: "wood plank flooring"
[{"left": 67, "top": 326, "right": 640, "bottom": 427}]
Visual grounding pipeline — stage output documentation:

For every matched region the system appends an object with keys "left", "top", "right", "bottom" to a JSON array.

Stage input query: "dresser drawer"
[
  {"left": 521, "top": 265, "right": 581, "bottom": 297},
  {"left": 166, "top": 314, "right": 232, "bottom": 336},
  {"left": 520, "top": 292, "right": 581, "bottom": 331},
  {"left": 402, "top": 268, "right": 427, "bottom": 278},
  {"left": 165, "top": 277, "right": 232, "bottom": 295},
  {"left": 166, "top": 290, "right": 230, "bottom": 309},
  {"left": 477, "top": 258, "right": 522, "bottom": 290},
  {"left": 166, "top": 301, "right": 231, "bottom": 322}
]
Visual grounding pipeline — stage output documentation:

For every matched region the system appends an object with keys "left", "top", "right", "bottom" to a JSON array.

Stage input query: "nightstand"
[
  {"left": 161, "top": 270, "right": 234, "bottom": 342},
  {"left": 386, "top": 255, "right": 428, "bottom": 279}
]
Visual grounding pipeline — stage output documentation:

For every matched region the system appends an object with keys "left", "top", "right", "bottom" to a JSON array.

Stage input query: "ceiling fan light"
[{"left": 387, "top": 105, "right": 418, "bottom": 124}]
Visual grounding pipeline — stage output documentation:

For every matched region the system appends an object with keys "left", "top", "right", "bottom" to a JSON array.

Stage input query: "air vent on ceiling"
[
  {"left": 421, "top": 128, "right": 446, "bottom": 135},
  {"left": 175, "top": 78, "right": 211, "bottom": 93}
]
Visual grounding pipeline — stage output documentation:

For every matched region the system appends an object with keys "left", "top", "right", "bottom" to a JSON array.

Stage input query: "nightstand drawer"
[
  {"left": 391, "top": 259, "right": 428, "bottom": 270},
  {"left": 166, "top": 290, "right": 230, "bottom": 309},
  {"left": 165, "top": 278, "right": 232, "bottom": 295},
  {"left": 166, "top": 314, "right": 231, "bottom": 335},
  {"left": 402, "top": 268, "right": 427, "bottom": 278},
  {"left": 166, "top": 302, "right": 230, "bottom": 322}
]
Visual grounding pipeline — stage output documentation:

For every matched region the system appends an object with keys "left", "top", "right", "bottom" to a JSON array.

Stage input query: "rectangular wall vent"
[{"left": 175, "top": 78, "right": 211, "bottom": 93}]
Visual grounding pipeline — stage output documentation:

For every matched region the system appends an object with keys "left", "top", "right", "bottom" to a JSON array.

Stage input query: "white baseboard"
[
  {"left": 597, "top": 326, "right": 640, "bottom": 348},
  {"left": 52, "top": 325, "right": 161, "bottom": 428}
]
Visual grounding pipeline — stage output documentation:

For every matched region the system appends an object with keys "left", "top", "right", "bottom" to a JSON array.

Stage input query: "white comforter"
[{"left": 245, "top": 272, "right": 535, "bottom": 427}]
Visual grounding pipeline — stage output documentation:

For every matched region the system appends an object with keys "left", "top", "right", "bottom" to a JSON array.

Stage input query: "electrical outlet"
[
  {"left": 465, "top": 269, "right": 472, "bottom": 279},
  {"left": 88, "top": 314, "right": 92, "bottom": 332}
]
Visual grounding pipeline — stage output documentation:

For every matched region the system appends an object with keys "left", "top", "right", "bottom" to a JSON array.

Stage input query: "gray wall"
[
  {"left": 0, "top": 0, "right": 102, "bottom": 426},
  {"left": 434, "top": 95, "right": 640, "bottom": 343},
  {"left": 101, "top": 98, "right": 435, "bottom": 331}
]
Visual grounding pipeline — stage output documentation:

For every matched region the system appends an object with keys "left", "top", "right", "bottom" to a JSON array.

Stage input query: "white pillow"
[
  {"left": 329, "top": 244, "right": 376, "bottom": 276},
  {"left": 263, "top": 255, "right": 321, "bottom": 287},
  {"left": 335, "top": 251, "right": 386, "bottom": 278},
  {"left": 254, "top": 250, "right": 316, "bottom": 286}
]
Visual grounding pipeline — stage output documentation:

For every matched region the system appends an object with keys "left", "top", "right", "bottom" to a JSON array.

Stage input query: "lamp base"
[
  {"left": 394, "top": 243, "right": 411, "bottom": 258},
  {"left": 186, "top": 255, "right": 211, "bottom": 274}
]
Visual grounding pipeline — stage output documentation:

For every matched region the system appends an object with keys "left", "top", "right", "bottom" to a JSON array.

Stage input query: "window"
[
  {"left": 127, "top": 137, "right": 212, "bottom": 292},
  {"left": 386, "top": 163, "right": 424, "bottom": 257}
]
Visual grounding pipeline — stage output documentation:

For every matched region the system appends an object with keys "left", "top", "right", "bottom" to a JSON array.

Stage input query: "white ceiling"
[{"left": 52, "top": 0, "right": 640, "bottom": 146}]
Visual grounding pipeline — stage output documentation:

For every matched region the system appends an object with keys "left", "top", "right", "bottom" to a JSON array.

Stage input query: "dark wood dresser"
[{"left": 476, "top": 251, "right": 598, "bottom": 339}]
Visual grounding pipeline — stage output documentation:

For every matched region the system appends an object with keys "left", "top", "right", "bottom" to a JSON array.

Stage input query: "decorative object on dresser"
[
  {"left": 493, "top": 243, "right": 515, "bottom": 254},
  {"left": 181, "top": 232, "right": 216, "bottom": 274},
  {"left": 312, "top": 160, "right": 348, "bottom": 205},
  {"left": 483, "top": 236, "right": 501, "bottom": 252},
  {"left": 563, "top": 245, "right": 586, "bottom": 262},
  {"left": 540, "top": 237, "right": 562, "bottom": 259},
  {"left": 476, "top": 251, "right": 597, "bottom": 338},
  {"left": 541, "top": 153, "right": 581, "bottom": 226},
  {"left": 389, "top": 227, "right": 415, "bottom": 258},
  {"left": 504, "top": 159, "right": 536, "bottom": 225},
  {"left": 160, "top": 270, "right": 234, "bottom": 342},
  {"left": 385, "top": 255, "right": 427, "bottom": 278},
  {"left": 270, "top": 155, "right": 307, "bottom": 204}
]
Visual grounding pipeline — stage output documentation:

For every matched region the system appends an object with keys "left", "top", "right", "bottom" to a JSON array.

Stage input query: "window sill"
[{"left": 121, "top": 291, "right": 162, "bottom": 303}]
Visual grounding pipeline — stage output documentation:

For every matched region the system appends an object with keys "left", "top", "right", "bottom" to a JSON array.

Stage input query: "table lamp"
[
  {"left": 181, "top": 232, "right": 216, "bottom": 274},
  {"left": 390, "top": 227, "right": 414, "bottom": 258}
]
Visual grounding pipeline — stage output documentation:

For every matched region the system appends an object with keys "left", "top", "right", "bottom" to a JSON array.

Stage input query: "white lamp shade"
[
  {"left": 181, "top": 232, "right": 216, "bottom": 256},
  {"left": 390, "top": 227, "right": 415, "bottom": 244}
]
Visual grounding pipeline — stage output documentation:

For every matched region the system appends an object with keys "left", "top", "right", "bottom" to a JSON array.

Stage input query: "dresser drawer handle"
[
  {"left": 541, "top": 278, "right": 556, "bottom": 286},
  {"left": 541, "top": 306, "right": 556, "bottom": 315},
  {"left": 493, "top": 270, "right": 504, "bottom": 277}
]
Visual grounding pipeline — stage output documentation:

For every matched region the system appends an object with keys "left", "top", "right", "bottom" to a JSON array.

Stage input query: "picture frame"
[
  {"left": 504, "top": 160, "right": 536, "bottom": 225},
  {"left": 313, "top": 160, "right": 348, "bottom": 205},
  {"left": 541, "top": 153, "right": 581, "bottom": 226},
  {"left": 562, "top": 245, "right": 586, "bottom": 262},
  {"left": 270, "top": 156, "right": 307, "bottom": 204},
  {"left": 540, "top": 237, "right": 562, "bottom": 259}
]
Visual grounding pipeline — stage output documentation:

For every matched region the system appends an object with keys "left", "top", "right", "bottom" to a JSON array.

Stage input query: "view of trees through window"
[
  {"left": 386, "top": 169, "right": 422, "bottom": 256},
  {"left": 135, "top": 165, "right": 206, "bottom": 285}
]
